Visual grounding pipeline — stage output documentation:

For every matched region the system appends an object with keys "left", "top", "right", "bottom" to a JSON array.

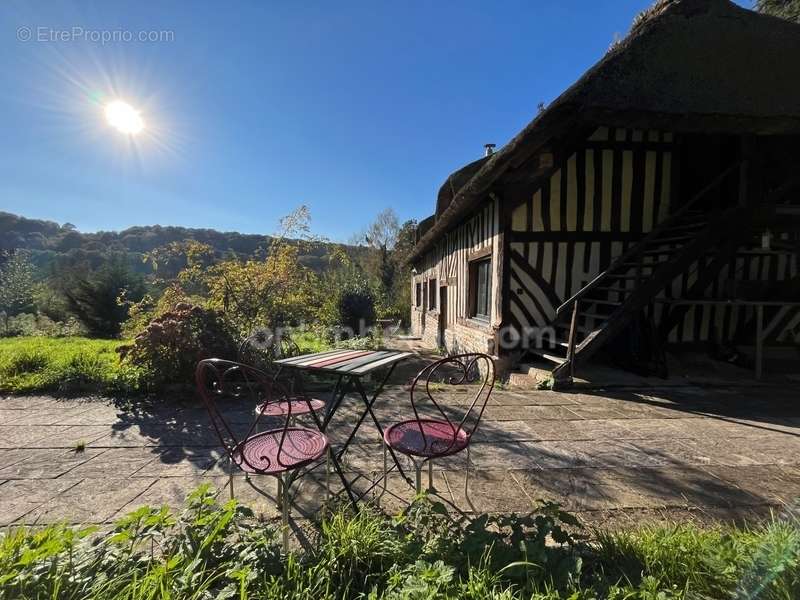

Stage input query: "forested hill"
[{"left": 0, "top": 211, "right": 367, "bottom": 273}]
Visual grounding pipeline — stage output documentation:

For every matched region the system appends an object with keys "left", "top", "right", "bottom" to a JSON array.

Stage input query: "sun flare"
[{"left": 104, "top": 100, "right": 144, "bottom": 135}]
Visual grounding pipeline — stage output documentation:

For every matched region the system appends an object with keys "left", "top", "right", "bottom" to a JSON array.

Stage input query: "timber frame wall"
[
  {"left": 506, "top": 126, "right": 676, "bottom": 330},
  {"left": 412, "top": 126, "right": 800, "bottom": 358},
  {"left": 410, "top": 198, "right": 501, "bottom": 355}
]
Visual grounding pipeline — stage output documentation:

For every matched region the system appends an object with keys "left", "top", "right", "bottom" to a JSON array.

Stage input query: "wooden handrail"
[
  {"left": 566, "top": 300, "right": 579, "bottom": 381},
  {"left": 556, "top": 160, "right": 744, "bottom": 317}
]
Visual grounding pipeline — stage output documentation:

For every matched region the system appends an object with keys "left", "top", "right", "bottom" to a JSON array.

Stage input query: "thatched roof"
[
  {"left": 410, "top": 0, "right": 800, "bottom": 262},
  {"left": 415, "top": 214, "right": 435, "bottom": 243},
  {"left": 435, "top": 156, "right": 490, "bottom": 219}
]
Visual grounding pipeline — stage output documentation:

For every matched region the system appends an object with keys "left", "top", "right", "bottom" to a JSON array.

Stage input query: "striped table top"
[{"left": 274, "top": 349, "right": 412, "bottom": 376}]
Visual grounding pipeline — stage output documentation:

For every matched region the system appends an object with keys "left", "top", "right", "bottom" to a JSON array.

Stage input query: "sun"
[{"left": 104, "top": 100, "right": 144, "bottom": 135}]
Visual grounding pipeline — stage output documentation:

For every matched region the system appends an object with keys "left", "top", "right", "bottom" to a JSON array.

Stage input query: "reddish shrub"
[{"left": 118, "top": 303, "right": 237, "bottom": 389}]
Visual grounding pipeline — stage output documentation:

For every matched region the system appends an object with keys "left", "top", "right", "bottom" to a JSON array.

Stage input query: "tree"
[
  {"left": 754, "top": 0, "right": 800, "bottom": 22},
  {"left": 144, "top": 240, "right": 216, "bottom": 291},
  {"left": 62, "top": 257, "right": 146, "bottom": 338},
  {"left": 0, "top": 251, "right": 36, "bottom": 333},
  {"left": 365, "top": 208, "right": 400, "bottom": 252},
  {"left": 362, "top": 209, "right": 401, "bottom": 310},
  {"left": 387, "top": 220, "right": 418, "bottom": 325},
  {"left": 204, "top": 206, "right": 319, "bottom": 337}
]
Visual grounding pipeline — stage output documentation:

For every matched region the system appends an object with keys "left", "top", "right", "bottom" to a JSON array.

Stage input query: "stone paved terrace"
[{"left": 2, "top": 382, "right": 800, "bottom": 531}]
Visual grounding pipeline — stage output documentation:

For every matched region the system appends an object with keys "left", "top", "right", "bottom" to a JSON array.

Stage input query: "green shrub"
[
  {"left": 118, "top": 302, "right": 237, "bottom": 389},
  {"left": 120, "top": 283, "right": 197, "bottom": 339},
  {"left": 335, "top": 333, "right": 380, "bottom": 351},
  {"left": 0, "top": 312, "right": 85, "bottom": 338},
  {"left": 337, "top": 280, "right": 376, "bottom": 338}
]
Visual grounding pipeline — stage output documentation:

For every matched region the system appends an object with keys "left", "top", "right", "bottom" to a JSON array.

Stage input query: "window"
[
  {"left": 469, "top": 258, "right": 491, "bottom": 320},
  {"left": 428, "top": 279, "right": 437, "bottom": 310},
  {"left": 415, "top": 282, "right": 422, "bottom": 307}
]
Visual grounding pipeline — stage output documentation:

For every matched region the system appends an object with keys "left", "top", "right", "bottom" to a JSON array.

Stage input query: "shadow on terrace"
[{"left": 104, "top": 353, "right": 800, "bottom": 527}]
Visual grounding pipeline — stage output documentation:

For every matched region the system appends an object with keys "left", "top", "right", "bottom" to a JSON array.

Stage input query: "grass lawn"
[
  {"left": 0, "top": 330, "right": 375, "bottom": 397},
  {"left": 0, "top": 486, "right": 797, "bottom": 599},
  {"left": 0, "top": 336, "right": 142, "bottom": 396},
  {"left": 293, "top": 329, "right": 332, "bottom": 354}
]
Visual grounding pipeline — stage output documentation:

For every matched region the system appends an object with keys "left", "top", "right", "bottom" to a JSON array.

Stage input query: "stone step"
[{"left": 508, "top": 361, "right": 559, "bottom": 388}]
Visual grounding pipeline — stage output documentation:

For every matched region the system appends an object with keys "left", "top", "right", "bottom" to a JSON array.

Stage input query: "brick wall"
[
  {"left": 411, "top": 308, "right": 439, "bottom": 348},
  {"left": 412, "top": 307, "right": 494, "bottom": 355},
  {"left": 444, "top": 320, "right": 494, "bottom": 355},
  {"left": 411, "top": 307, "right": 513, "bottom": 378}
]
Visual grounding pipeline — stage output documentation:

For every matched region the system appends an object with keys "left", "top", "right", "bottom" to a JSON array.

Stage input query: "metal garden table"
[{"left": 273, "top": 348, "right": 413, "bottom": 507}]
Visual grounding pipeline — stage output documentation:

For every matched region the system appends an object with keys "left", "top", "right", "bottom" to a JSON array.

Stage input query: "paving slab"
[
  {"left": 513, "top": 468, "right": 654, "bottom": 511},
  {"left": 62, "top": 425, "right": 124, "bottom": 447},
  {"left": 469, "top": 442, "right": 542, "bottom": 470},
  {"left": 493, "top": 391, "right": 580, "bottom": 407},
  {"left": 116, "top": 476, "right": 230, "bottom": 518},
  {"left": 65, "top": 448, "right": 162, "bottom": 479},
  {"left": 702, "top": 465, "right": 800, "bottom": 507},
  {"left": 0, "top": 479, "right": 84, "bottom": 525},
  {"left": 563, "top": 405, "right": 630, "bottom": 420},
  {"left": 444, "top": 469, "right": 534, "bottom": 513},
  {"left": 0, "top": 410, "right": 24, "bottom": 425},
  {"left": 525, "top": 419, "right": 630, "bottom": 441},
  {"left": 676, "top": 437, "right": 780, "bottom": 467},
  {"left": 22, "top": 478, "right": 156, "bottom": 524},
  {"left": 566, "top": 440, "right": 673, "bottom": 469},
  {"left": 0, "top": 425, "right": 72, "bottom": 448},
  {"left": 484, "top": 405, "right": 580, "bottom": 421},
  {"left": 135, "top": 448, "right": 223, "bottom": 478},
  {"left": 472, "top": 420, "right": 539, "bottom": 443},
  {"left": 4, "top": 405, "right": 96, "bottom": 426},
  {"left": 0, "top": 448, "right": 106, "bottom": 479},
  {"left": 0, "top": 396, "right": 54, "bottom": 410},
  {"left": 2, "top": 379, "right": 799, "bottom": 528},
  {"left": 597, "top": 466, "right": 766, "bottom": 509}
]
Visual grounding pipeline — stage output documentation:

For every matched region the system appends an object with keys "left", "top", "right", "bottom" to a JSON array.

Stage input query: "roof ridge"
[
  {"left": 409, "top": 0, "right": 800, "bottom": 263},
  {"left": 628, "top": 0, "right": 732, "bottom": 42}
]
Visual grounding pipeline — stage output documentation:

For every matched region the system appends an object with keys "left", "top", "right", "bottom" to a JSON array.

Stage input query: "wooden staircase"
[{"left": 524, "top": 161, "right": 754, "bottom": 387}]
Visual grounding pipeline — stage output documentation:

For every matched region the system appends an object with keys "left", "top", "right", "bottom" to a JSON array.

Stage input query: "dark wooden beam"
[
  {"left": 582, "top": 108, "right": 800, "bottom": 136},
  {"left": 467, "top": 246, "right": 492, "bottom": 262},
  {"left": 582, "top": 141, "right": 676, "bottom": 151},
  {"left": 494, "top": 191, "right": 512, "bottom": 355},
  {"left": 509, "top": 231, "right": 645, "bottom": 243},
  {"left": 657, "top": 233, "right": 743, "bottom": 339}
]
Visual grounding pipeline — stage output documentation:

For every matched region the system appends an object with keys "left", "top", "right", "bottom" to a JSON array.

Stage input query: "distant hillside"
[{"left": 0, "top": 211, "right": 368, "bottom": 274}]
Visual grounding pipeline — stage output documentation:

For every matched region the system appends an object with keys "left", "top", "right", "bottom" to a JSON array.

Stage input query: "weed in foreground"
[{"left": 1, "top": 485, "right": 799, "bottom": 599}]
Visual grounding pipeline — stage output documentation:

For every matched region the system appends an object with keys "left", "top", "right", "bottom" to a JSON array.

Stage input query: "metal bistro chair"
[
  {"left": 381, "top": 353, "right": 495, "bottom": 506},
  {"left": 196, "top": 359, "right": 330, "bottom": 551},
  {"left": 238, "top": 331, "right": 325, "bottom": 425}
]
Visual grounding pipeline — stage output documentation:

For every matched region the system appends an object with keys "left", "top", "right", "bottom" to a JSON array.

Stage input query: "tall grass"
[
  {"left": 2, "top": 485, "right": 798, "bottom": 599},
  {"left": 593, "top": 517, "right": 800, "bottom": 599},
  {"left": 0, "top": 337, "right": 144, "bottom": 395}
]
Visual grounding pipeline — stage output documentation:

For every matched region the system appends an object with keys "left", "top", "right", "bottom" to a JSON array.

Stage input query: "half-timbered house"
[{"left": 408, "top": 0, "right": 800, "bottom": 385}]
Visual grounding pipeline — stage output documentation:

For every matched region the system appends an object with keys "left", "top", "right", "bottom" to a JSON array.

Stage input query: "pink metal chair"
[
  {"left": 238, "top": 331, "right": 326, "bottom": 422},
  {"left": 196, "top": 358, "right": 330, "bottom": 551},
  {"left": 381, "top": 353, "right": 495, "bottom": 506}
]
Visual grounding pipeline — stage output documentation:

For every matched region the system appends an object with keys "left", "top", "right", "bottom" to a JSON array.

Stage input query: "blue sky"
[{"left": 0, "top": 1, "right": 749, "bottom": 241}]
